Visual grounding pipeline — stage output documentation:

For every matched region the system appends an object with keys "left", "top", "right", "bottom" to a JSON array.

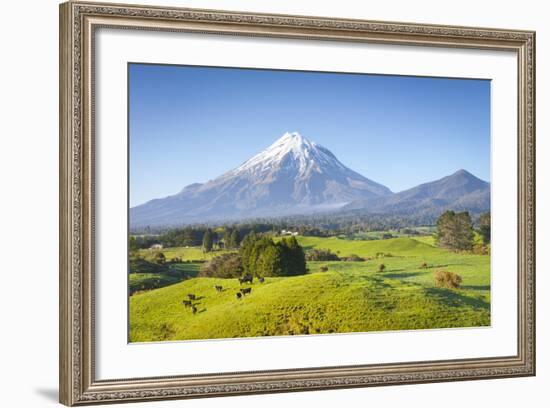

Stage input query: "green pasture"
[
  {"left": 129, "top": 236, "right": 490, "bottom": 342},
  {"left": 137, "top": 246, "right": 234, "bottom": 262},
  {"left": 129, "top": 262, "right": 201, "bottom": 294}
]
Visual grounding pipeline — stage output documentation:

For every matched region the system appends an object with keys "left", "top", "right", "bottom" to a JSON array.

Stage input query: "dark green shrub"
[
  {"left": 152, "top": 251, "right": 166, "bottom": 264},
  {"left": 305, "top": 249, "right": 340, "bottom": 261},
  {"left": 199, "top": 253, "right": 243, "bottom": 278}
]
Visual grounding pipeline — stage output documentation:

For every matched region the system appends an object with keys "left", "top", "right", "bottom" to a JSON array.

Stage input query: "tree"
[
  {"left": 228, "top": 229, "right": 240, "bottom": 249},
  {"left": 248, "top": 236, "right": 272, "bottom": 276},
  {"left": 477, "top": 212, "right": 491, "bottom": 245},
  {"left": 239, "top": 232, "right": 257, "bottom": 275},
  {"left": 258, "top": 244, "right": 285, "bottom": 277},
  {"left": 280, "top": 236, "right": 306, "bottom": 275},
  {"left": 129, "top": 236, "right": 139, "bottom": 259},
  {"left": 202, "top": 229, "right": 213, "bottom": 253},
  {"left": 152, "top": 251, "right": 166, "bottom": 265},
  {"left": 435, "top": 211, "right": 474, "bottom": 251}
]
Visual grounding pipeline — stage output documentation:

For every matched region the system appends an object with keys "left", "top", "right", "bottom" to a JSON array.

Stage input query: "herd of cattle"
[{"left": 181, "top": 275, "right": 265, "bottom": 314}]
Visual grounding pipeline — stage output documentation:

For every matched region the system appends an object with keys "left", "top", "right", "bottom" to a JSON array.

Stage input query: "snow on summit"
[{"left": 231, "top": 131, "right": 346, "bottom": 178}]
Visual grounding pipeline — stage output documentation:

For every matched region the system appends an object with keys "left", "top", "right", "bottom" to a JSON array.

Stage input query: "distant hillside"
[{"left": 342, "top": 169, "right": 490, "bottom": 217}]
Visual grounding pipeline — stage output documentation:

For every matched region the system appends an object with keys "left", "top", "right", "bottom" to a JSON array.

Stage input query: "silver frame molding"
[{"left": 59, "top": 1, "right": 536, "bottom": 405}]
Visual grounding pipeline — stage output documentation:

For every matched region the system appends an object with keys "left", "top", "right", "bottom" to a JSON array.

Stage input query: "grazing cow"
[
  {"left": 239, "top": 275, "right": 253, "bottom": 285},
  {"left": 191, "top": 306, "right": 197, "bottom": 314},
  {"left": 240, "top": 287, "right": 252, "bottom": 296},
  {"left": 236, "top": 292, "right": 242, "bottom": 299},
  {"left": 214, "top": 285, "right": 223, "bottom": 293},
  {"left": 258, "top": 277, "right": 265, "bottom": 283},
  {"left": 187, "top": 294, "right": 196, "bottom": 301},
  {"left": 182, "top": 300, "right": 192, "bottom": 308}
]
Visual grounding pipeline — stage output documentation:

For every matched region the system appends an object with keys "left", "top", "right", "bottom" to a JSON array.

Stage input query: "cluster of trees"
[
  {"left": 198, "top": 233, "right": 307, "bottom": 278},
  {"left": 435, "top": 211, "right": 490, "bottom": 252},
  {"left": 239, "top": 234, "right": 306, "bottom": 277}
]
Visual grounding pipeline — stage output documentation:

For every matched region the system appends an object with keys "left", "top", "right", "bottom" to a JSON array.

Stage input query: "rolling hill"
[{"left": 129, "top": 237, "right": 490, "bottom": 342}]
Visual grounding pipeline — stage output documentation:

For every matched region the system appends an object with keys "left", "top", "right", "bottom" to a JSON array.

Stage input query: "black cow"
[
  {"left": 214, "top": 285, "right": 223, "bottom": 293},
  {"left": 191, "top": 306, "right": 198, "bottom": 314},
  {"left": 187, "top": 293, "right": 196, "bottom": 301},
  {"left": 240, "top": 287, "right": 252, "bottom": 296},
  {"left": 181, "top": 300, "right": 192, "bottom": 308},
  {"left": 238, "top": 275, "right": 253, "bottom": 285},
  {"left": 236, "top": 292, "right": 242, "bottom": 299}
]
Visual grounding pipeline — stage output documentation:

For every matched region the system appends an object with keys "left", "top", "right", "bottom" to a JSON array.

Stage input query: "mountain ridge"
[
  {"left": 342, "top": 169, "right": 490, "bottom": 217},
  {"left": 130, "top": 133, "right": 490, "bottom": 227}
]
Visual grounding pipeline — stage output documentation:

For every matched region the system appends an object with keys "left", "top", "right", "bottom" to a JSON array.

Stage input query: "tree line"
[
  {"left": 129, "top": 212, "right": 456, "bottom": 246},
  {"left": 435, "top": 211, "right": 490, "bottom": 252},
  {"left": 130, "top": 224, "right": 276, "bottom": 250}
]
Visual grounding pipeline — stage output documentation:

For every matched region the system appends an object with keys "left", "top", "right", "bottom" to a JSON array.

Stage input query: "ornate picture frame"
[{"left": 59, "top": 1, "right": 535, "bottom": 405}]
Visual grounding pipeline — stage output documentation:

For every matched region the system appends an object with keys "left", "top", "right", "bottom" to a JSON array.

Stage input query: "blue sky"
[{"left": 129, "top": 63, "right": 490, "bottom": 207}]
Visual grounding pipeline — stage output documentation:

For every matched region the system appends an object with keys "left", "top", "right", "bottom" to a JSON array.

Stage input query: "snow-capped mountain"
[{"left": 130, "top": 132, "right": 392, "bottom": 227}]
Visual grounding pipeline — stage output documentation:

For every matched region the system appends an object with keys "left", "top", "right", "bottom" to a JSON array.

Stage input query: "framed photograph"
[{"left": 59, "top": 1, "right": 536, "bottom": 405}]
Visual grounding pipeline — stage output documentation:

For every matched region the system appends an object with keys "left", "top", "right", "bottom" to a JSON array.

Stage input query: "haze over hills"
[{"left": 130, "top": 132, "right": 490, "bottom": 228}]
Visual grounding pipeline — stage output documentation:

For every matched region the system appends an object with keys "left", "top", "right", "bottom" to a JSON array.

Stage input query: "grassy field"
[
  {"left": 344, "top": 227, "right": 436, "bottom": 241},
  {"left": 129, "top": 263, "right": 201, "bottom": 294},
  {"left": 129, "top": 236, "right": 490, "bottom": 342},
  {"left": 137, "top": 246, "right": 234, "bottom": 262}
]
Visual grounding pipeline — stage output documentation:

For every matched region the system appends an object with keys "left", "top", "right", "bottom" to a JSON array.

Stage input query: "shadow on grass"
[
  {"left": 383, "top": 271, "right": 423, "bottom": 279},
  {"left": 461, "top": 284, "right": 491, "bottom": 291},
  {"left": 425, "top": 287, "right": 489, "bottom": 311},
  {"left": 366, "top": 276, "right": 393, "bottom": 290}
]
